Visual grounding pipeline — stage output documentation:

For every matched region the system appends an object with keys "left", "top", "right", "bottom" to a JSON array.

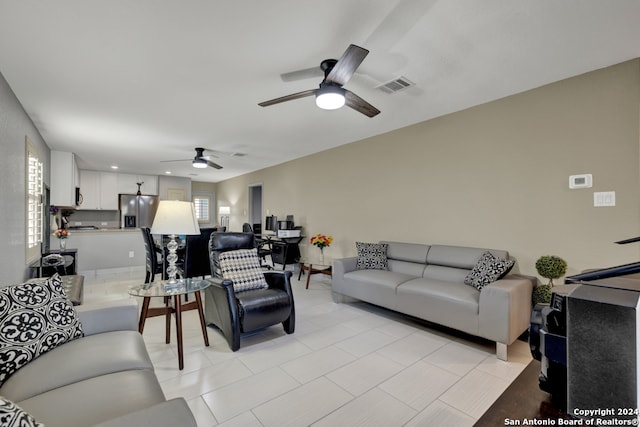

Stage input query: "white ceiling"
[{"left": 1, "top": 1, "right": 640, "bottom": 183}]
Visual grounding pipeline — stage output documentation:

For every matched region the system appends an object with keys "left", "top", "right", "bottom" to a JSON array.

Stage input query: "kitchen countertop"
[{"left": 65, "top": 228, "right": 141, "bottom": 233}]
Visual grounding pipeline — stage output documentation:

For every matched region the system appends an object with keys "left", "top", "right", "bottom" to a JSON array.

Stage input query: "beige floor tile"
[
  {"left": 439, "top": 369, "right": 510, "bottom": 418},
  {"left": 187, "top": 396, "right": 218, "bottom": 427},
  {"left": 326, "top": 352, "right": 405, "bottom": 396},
  {"left": 375, "top": 331, "right": 447, "bottom": 366},
  {"left": 201, "top": 367, "right": 300, "bottom": 422},
  {"left": 237, "top": 336, "right": 312, "bottom": 373},
  {"left": 252, "top": 377, "right": 353, "bottom": 427},
  {"left": 294, "top": 323, "right": 361, "bottom": 350},
  {"left": 281, "top": 346, "right": 357, "bottom": 384},
  {"left": 379, "top": 359, "right": 460, "bottom": 410},
  {"left": 161, "top": 358, "right": 253, "bottom": 400},
  {"left": 334, "top": 328, "right": 400, "bottom": 357},
  {"left": 404, "top": 399, "right": 476, "bottom": 427},
  {"left": 217, "top": 411, "right": 263, "bottom": 427},
  {"left": 312, "top": 388, "right": 417, "bottom": 427},
  {"left": 424, "top": 341, "right": 490, "bottom": 376}
]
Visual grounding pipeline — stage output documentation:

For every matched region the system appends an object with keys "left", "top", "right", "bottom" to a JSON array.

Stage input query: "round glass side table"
[{"left": 129, "top": 278, "right": 211, "bottom": 370}]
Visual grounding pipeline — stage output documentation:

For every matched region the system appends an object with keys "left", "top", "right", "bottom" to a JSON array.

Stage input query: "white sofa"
[{"left": 332, "top": 242, "right": 534, "bottom": 360}]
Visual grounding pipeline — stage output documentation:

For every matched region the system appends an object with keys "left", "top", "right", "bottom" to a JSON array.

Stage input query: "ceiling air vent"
[{"left": 376, "top": 76, "right": 415, "bottom": 94}]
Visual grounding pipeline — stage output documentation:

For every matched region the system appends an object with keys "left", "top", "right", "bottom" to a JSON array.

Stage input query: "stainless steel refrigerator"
[{"left": 119, "top": 194, "right": 160, "bottom": 228}]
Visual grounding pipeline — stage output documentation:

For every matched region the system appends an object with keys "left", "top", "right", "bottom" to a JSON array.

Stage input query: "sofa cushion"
[
  {"left": 0, "top": 396, "right": 43, "bottom": 427},
  {"left": 464, "top": 251, "right": 515, "bottom": 290},
  {"left": 218, "top": 248, "right": 269, "bottom": 292},
  {"left": 381, "top": 241, "right": 430, "bottom": 264},
  {"left": 16, "top": 369, "right": 166, "bottom": 427},
  {"left": 396, "top": 278, "right": 480, "bottom": 336},
  {"left": 0, "top": 274, "right": 83, "bottom": 387},
  {"left": 427, "top": 245, "right": 508, "bottom": 270},
  {"left": 0, "top": 330, "right": 153, "bottom": 402},
  {"left": 355, "top": 242, "right": 389, "bottom": 270}
]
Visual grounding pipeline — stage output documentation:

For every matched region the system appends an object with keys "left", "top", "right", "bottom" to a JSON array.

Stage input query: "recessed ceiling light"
[
  {"left": 110, "top": 165, "right": 119, "bottom": 170},
  {"left": 165, "top": 171, "right": 172, "bottom": 174}
]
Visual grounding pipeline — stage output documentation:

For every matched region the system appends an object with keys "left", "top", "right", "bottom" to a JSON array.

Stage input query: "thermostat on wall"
[{"left": 569, "top": 174, "right": 592, "bottom": 189}]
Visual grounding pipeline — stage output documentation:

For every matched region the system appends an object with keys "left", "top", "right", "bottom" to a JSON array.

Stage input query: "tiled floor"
[{"left": 83, "top": 268, "right": 531, "bottom": 427}]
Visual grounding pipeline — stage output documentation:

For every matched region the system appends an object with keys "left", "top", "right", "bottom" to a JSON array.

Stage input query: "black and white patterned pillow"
[
  {"left": 464, "top": 251, "right": 515, "bottom": 291},
  {"left": 218, "top": 248, "right": 269, "bottom": 293},
  {"left": 355, "top": 242, "right": 389, "bottom": 270},
  {"left": 0, "top": 396, "right": 43, "bottom": 427},
  {"left": 0, "top": 274, "right": 84, "bottom": 387}
]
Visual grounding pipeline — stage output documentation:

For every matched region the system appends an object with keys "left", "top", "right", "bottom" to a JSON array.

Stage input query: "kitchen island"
[{"left": 62, "top": 228, "right": 146, "bottom": 276}]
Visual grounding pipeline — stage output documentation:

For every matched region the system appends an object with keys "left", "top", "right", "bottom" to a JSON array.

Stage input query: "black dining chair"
[
  {"left": 242, "top": 223, "right": 273, "bottom": 269},
  {"left": 183, "top": 228, "right": 216, "bottom": 279},
  {"left": 141, "top": 227, "right": 163, "bottom": 283}
]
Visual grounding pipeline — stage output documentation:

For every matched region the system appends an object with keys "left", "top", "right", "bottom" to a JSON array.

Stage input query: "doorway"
[{"left": 248, "top": 184, "right": 263, "bottom": 233}]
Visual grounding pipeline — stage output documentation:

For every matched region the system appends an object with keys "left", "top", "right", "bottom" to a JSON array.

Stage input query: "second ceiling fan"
[
  {"left": 160, "top": 147, "right": 223, "bottom": 169},
  {"left": 258, "top": 44, "right": 380, "bottom": 118}
]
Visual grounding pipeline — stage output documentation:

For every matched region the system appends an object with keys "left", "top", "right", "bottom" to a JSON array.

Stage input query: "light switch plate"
[
  {"left": 569, "top": 174, "right": 592, "bottom": 189},
  {"left": 594, "top": 191, "right": 616, "bottom": 207}
]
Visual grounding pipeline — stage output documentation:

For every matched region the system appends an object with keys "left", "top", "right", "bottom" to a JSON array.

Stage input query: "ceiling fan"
[
  {"left": 258, "top": 44, "right": 381, "bottom": 118},
  {"left": 160, "top": 147, "right": 223, "bottom": 169}
]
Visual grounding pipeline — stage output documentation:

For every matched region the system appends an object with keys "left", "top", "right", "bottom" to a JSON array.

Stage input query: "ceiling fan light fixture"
[
  {"left": 192, "top": 158, "right": 208, "bottom": 168},
  {"left": 316, "top": 83, "right": 345, "bottom": 110}
]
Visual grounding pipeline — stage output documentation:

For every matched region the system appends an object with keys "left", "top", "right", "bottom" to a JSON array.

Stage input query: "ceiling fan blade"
[
  {"left": 160, "top": 158, "right": 191, "bottom": 163},
  {"left": 345, "top": 90, "right": 381, "bottom": 118},
  {"left": 325, "top": 44, "right": 369, "bottom": 86},
  {"left": 258, "top": 89, "right": 316, "bottom": 107},
  {"left": 206, "top": 160, "right": 223, "bottom": 169},
  {"left": 280, "top": 67, "right": 323, "bottom": 82}
]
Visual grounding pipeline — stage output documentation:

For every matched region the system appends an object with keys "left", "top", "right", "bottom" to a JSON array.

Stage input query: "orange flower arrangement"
[
  {"left": 53, "top": 229, "right": 69, "bottom": 239},
  {"left": 310, "top": 233, "right": 333, "bottom": 250}
]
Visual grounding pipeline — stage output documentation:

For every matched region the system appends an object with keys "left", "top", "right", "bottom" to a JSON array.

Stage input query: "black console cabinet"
[{"left": 270, "top": 237, "right": 303, "bottom": 270}]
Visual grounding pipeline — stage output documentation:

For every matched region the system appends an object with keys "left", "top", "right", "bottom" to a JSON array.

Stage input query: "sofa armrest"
[
  {"left": 331, "top": 257, "right": 359, "bottom": 296},
  {"left": 478, "top": 274, "right": 534, "bottom": 345},
  {"left": 91, "top": 398, "right": 197, "bottom": 427},
  {"left": 333, "top": 257, "right": 358, "bottom": 278},
  {"left": 76, "top": 299, "right": 139, "bottom": 336}
]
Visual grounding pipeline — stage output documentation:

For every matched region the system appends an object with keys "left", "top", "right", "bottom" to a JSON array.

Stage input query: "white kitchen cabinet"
[
  {"left": 99, "top": 172, "right": 119, "bottom": 209},
  {"left": 51, "top": 151, "right": 79, "bottom": 207},
  {"left": 78, "top": 170, "right": 119, "bottom": 210},
  {"left": 78, "top": 170, "right": 100, "bottom": 210},
  {"left": 139, "top": 175, "right": 158, "bottom": 195}
]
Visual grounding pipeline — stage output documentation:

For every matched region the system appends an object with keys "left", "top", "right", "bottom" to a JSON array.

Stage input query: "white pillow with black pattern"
[
  {"left": 0, "top": 274, "right": 84, "bottom": 388},
  {"left": 464, "top": 251, "right": 515, "bottom": 290},
  {"left": 218, "top": 248, "right": 269, "bottom": 293},
  {"left": 0, "top": 396, "right": 43, "bottom": 427},
  {"left": 355, "top": 242, "right": 389, "bottom": 270}
]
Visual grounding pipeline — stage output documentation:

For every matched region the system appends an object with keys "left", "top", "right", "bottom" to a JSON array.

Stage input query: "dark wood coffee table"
[{"left": 298, "top": 262, "right": 332, "bottom": 289}]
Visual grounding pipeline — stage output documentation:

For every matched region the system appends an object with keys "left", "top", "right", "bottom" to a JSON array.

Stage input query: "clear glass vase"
[{"left": 59, "top": 239, "right": 66, "bottom": 250}]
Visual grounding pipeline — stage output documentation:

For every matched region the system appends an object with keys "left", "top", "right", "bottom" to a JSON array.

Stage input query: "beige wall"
[{"left": 216, "top": 59, "right": 640, "bottom": 281}]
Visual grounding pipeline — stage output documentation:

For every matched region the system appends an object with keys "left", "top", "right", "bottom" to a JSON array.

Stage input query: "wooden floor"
[{"left": 474, "top": 359, "right": 569, "bottom": 426}]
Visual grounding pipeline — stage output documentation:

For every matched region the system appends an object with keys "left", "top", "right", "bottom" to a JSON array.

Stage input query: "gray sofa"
[
  {"left": 332, "top": 242, "right": 534, "bottom": 360},
  {"left": 0, "top": 299, "right": 197, "bottom": 427}
]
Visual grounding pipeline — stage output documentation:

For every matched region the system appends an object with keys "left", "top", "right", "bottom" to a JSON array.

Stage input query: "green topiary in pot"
[{"left": 533, "top": 255, "right": 567, "bottom": 304}]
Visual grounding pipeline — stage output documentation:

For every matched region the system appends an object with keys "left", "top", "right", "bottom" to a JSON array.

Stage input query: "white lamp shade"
[
  {"left": 151, "top": 200, "right": 201, "bottom": 235},
  {"left": 219, "top": 206, "right": 231, "bottom": 215}
]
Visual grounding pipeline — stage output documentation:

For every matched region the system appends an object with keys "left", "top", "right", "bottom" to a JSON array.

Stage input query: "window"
[
  {"left": 26, "top": 137, "right": 43, "bottom": 261},
  {"left": 193, "top": 195, "right": 210, "bottom": 223}
]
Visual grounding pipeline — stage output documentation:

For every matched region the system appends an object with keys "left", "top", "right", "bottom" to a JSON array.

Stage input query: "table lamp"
[{"left": 151, "top": 200, "right": 200, "bottom": 287}]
